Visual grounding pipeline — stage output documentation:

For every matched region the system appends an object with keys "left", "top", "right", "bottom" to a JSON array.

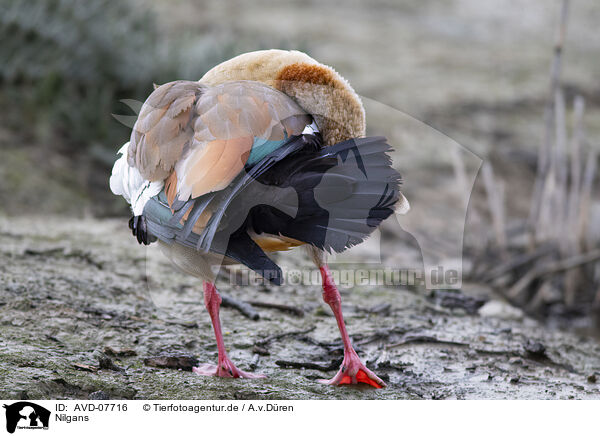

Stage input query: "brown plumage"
[
  {"left": 128, "top": 80, "right": 310, "bottom": 203},
  {"left": 200, "top": 49, "right": 366, "bottom": 146},
  {"left": 128, "top": 81, "right": 201, "bottom": 181}
]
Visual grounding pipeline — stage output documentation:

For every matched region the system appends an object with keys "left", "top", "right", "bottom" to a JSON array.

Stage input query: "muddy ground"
[{"left": 2, "top": 215, "right": 600, "bottom": 400}]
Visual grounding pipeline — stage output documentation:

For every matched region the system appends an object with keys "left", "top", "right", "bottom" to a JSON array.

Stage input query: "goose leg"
[
  {"left": 192, "top": 281, "right": 265, "bottom": 379},
  {"left": 317, "top": 265, "right": 385, "bottom": 388}
]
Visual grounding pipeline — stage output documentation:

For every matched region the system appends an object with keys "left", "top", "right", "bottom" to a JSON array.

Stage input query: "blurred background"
[{"left": 1, "top": 0, "right": 599, "bottom": 333}]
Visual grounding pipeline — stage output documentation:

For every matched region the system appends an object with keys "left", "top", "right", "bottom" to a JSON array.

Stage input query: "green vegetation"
[{"left": 0, "top": 0, "right": 233, "bottom": 155}]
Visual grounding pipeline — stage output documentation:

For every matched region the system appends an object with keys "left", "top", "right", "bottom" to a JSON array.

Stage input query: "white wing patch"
[
  {"left": 396, "top": 192, "right": 411, "bottom": 215},
  {"left": 110, "top": 142, "right": 164, "bottom": 215}
]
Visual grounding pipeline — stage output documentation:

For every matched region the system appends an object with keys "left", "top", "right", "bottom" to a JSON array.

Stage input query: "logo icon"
[{"left": 3, "top": 402, "right": 50, "bottom": 434}]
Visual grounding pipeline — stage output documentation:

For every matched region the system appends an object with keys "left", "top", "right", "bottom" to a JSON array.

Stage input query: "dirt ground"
[{"left": 2, "top": 215, "right": 600, "bottom": 400}]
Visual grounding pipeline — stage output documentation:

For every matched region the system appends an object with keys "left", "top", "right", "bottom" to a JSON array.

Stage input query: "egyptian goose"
[{"left": 110, "top": 50, "right": 409, "bottom": 388}]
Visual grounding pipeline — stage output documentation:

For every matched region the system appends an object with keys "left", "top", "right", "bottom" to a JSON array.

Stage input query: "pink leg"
[
  {"left": 318, "top": 266, "right": 386, "bottom": 388},
  {"left": 193, "top": 282, "right": 265, "bottom": 379}
]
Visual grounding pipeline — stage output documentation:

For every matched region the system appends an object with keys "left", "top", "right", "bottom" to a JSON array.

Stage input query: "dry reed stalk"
[
  {"left": 530, "top": 0, "right": 570, "bottom": 240},
  {"left": 579, "top": 146, "right": 597, "bottom": 251},
  {"left": 564, "top": 96, "right": 585, "bottom": 305},
  {"left": 481, "top": 162, "right": 506, "bottom": 249}
]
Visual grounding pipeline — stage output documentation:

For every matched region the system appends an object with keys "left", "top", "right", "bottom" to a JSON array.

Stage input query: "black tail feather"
[
  {"left": 142, "top": 134, "right": 402, "bottom": 283},
  {"left": 246, "top": 136, "right": 402, "bottom": 253}
]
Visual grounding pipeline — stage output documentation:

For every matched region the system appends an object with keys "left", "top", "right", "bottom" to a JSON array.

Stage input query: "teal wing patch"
[{"left": 247, "top": 133, "right": 288, "bottom": 166}]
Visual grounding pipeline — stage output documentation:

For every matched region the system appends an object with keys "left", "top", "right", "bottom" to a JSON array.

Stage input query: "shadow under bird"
[{"left": 110, "top": 50, "right": 409, "bottom": 388}]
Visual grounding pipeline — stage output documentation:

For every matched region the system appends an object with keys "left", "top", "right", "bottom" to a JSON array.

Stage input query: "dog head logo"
[{"left": 3, "top": 402, "right": 50, "bottom": 434}]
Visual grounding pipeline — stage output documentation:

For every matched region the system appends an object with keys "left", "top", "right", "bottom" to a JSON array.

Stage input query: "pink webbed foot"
[
  {"left": 193, "top": 358, "right": 266, "bottom": 379},
  {"left": 319, "top": 350, "right": 386, "bottom": 388}
]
